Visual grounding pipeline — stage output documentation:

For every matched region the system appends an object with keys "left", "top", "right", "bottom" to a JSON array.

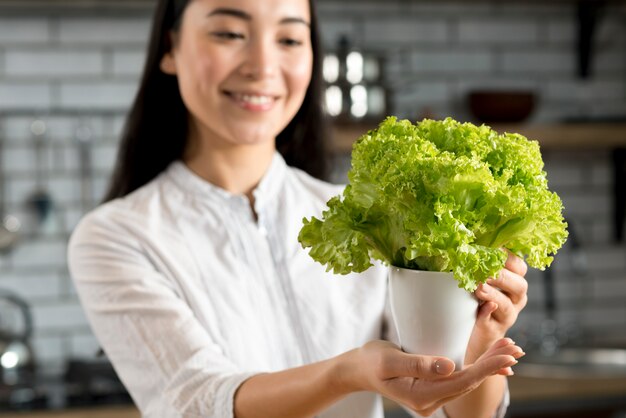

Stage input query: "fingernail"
[{"left": 435, "top": 360, "right": 455, "bottom": 375}]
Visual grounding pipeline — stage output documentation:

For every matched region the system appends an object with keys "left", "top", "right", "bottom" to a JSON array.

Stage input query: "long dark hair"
[{"left": 103, "top": 0, "right": 329, "bottom": 202}]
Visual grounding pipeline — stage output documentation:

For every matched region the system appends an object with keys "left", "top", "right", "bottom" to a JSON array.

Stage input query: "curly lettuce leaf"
[{"left": 298, "top": 117, "right": 568, "bottom": 291}]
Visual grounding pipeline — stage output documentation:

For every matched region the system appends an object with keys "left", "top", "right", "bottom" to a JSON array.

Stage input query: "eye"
[
  {"left": 211, "top": 31, "right": 245, "bottom": 41},
  {"left": 279, "top": 38, "right": 303, "bottom": 47}
]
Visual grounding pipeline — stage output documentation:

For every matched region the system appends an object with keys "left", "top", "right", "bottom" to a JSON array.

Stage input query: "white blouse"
[{"left": 68, "top": 152, "right": 508, "bottom": 418}]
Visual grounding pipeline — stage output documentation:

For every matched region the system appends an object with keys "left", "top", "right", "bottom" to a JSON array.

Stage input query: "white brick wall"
[
  {"left": 69, "top": 332, "right": 101, "bottom": 358},
  {"left": 112, "top": 49, "right": 146, "bottom": 76},
  {"left": 0, "top": 82, "right": 52, "bottom": 109},
  {"left": 32, "top": 334, "right": 65, "bottom": 365},
  {"left": 457, "top": 20, "right": 539, "bottom": 44},
  {"left": 0, "top": 18, "right": 50, "bottom": 44},
  {"left": 57, "top": 17, "right": 150, "bottom": 45},
  {"left": 59, "top": 81, "right": 139, "bottom": 109},
  {"left": 363, "top": 20, "right": 449, "bottom": 45},
  {"left": 422, "top": 50, "right": 493, "bottom": 73},
  {"left": 501, "top": 50, "right": 576, "bottom": 73},
  {"left": 5, "top": 50, "right": 104, "bottom": 78},
  {"left": 0, "top": 0, "right": 624, "bottom": 371},
  {"left": 546, "top": 21, "right": 575, "bottom": 43},
  {"left": 0, "top": 271, "right": 63, "bottom": 301},
  {"left": 32, "top": 301, "right": 90, "bottom": 332},
  {"left": 9, "top": 239, "right": 68, "bottom": 270}
]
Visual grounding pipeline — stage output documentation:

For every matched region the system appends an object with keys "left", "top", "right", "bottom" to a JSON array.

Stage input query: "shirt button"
[{"left": 258, "top": 225, "right": 268, "bottom": 237}]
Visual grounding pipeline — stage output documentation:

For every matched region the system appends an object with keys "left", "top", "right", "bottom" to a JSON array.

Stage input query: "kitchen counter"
[
  {"left": 330, "top": 122, "right": 626, "bottom": 154},
  {"left": 1, "top": 406, "right": 139, "bottom": 418},
  {"left": 382, "top": 374, "right": 626, "bottom": 418},
  {"left": 507, "top": 375, "right": 626, "bottom": 418},
  {"left": 6, "top": 375, "right": 626, "bottom": 418},
  {"left": 509, "top": 374, "right": 626, "bottom": 402}
]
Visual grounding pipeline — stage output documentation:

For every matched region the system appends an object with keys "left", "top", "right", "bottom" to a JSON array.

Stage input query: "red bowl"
[{"left": 468, "top": 90, "right": 536, "bottom": 123}]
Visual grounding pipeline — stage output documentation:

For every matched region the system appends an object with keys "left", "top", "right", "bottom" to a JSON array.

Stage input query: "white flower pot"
[{"left": 388, "top": 267, "right": 478, "bottom": 369}]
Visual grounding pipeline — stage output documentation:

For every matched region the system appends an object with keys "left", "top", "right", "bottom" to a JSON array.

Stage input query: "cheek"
[
  {"left": 287, "top": 54, "right": 313, "bottom": 97},
  {"left": 176, "top": 40, "right": 224, "bottom": 94},
  {"left": 187, "top": 54, "right": 220, "bottom": 94}
]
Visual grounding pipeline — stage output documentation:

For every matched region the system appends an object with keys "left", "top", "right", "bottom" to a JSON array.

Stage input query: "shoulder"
[{"left": 68, "top": 170, "right": 181, "bottom": 253}]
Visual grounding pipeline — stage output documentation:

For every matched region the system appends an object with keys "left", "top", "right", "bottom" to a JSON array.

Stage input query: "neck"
[
  {"left": 182, "top": 125, "right": 276, "bottom": 201},
  {"left": 185, "top": 146, "right": 275, "bottom": 197}
]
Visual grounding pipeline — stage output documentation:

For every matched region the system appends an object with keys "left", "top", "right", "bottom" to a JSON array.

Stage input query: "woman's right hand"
[{"left": 337, "top": 338, "right": 523, "bottom": 417}]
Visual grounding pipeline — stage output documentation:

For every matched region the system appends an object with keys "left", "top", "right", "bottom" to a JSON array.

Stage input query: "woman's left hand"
[{"left": 465, "top": 251, "right": 528, "bottom": 364}]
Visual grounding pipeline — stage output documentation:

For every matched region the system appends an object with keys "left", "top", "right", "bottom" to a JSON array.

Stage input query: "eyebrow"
[{"left": 207, "top": 8, "right": 310, "bottom": 27}]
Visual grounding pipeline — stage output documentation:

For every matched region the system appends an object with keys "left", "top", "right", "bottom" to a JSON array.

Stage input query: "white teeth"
[{"left": 235, "top": 94, "right": 273, "bottom": 105}]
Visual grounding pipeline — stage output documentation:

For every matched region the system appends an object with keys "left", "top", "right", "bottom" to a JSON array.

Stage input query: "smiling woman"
[
  {"left": 158, "top": 1, "right": 314, "bottom": 197},
  {"left": 67, "top": 1, "right": 526, "bottom": 418},
  {"left": 103, "top": 0, "right": 328, "bottom": 201}
]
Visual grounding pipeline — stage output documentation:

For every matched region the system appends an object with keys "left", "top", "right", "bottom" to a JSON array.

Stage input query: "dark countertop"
[{"left": 0, "top": 406, "right": 139, "bottom": 418}]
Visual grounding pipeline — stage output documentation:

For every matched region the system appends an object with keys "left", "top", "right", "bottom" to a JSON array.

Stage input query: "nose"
[{"left": 239, "top": 38, "right": 277, "bottom": 79}]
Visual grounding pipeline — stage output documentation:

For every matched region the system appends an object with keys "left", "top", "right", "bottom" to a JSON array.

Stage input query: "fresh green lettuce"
[{"left": 298, "top": 117, "right": 568, "bottom": 291}]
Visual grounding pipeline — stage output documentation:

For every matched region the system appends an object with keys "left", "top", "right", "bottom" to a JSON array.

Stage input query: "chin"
[{"left": 225, "top": 124, "right": 282, "bottom": 147}]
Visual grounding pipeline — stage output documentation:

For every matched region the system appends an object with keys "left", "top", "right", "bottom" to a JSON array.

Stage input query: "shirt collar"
[{"left": 166, "top": 151, "right": 287, "bottom": 212}]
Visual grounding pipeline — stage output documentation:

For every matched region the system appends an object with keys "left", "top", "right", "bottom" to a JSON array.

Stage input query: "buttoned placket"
[
  {"left": 221, "top": 195, "right": 290, "bottom": 369},
  {"left": 169, "top": 157, "right": 313, "bottom": 367},
  {"left": 255, "top": 196, "right": 314, "bottom": 367}
]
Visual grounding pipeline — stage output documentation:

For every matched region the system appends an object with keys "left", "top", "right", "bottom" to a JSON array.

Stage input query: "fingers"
[
  {"left": 475, "top": 338, "right": 525, "bottom": 376},
  {"left": 487, "top": 268, "right": 529, "bottom": 306},
  {"left": 390, "top": 339, "right": 524, "bottom": 415},
  {"left": 460, "top": 339, "right": 521, "bottom": 383},
  {"left": 469, "top": 353, "right": 519, "bottom": 382},
  {"left": 475, "top": 283, "right": 516, "bottom": 324},
  {"left": 382, "top": 351, "right": 456, "bottom": 380},
  {"left": 505, "top": 251, "right": 528, "bottom": 277},
  {"left": 404, "top": 356, "right": 510, "bottom": 408},
  {"left": 475, "top": 267, "right": 528, "bottom": 324},
  {"left": 479, "top": 338, "right": 525, "bottom": 360}
]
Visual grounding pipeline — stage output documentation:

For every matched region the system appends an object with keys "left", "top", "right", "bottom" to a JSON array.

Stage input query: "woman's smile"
[
  {"left": 159, "top": 0, "right": 313, "bottom": 150},
  {"left": 224, "top": 90, "right": 280, "bottom": 112}
]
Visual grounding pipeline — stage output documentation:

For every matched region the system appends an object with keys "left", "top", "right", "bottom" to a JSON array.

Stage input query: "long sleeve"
[
  {"left": 67, "top": 156, "right": 392, "bottom": 418},
  {"left": 68, "top": 211, "right": 260, "bottom": 418}
]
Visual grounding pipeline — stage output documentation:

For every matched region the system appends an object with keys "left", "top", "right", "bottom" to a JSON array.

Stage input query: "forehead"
[{"left": 187, "top": 0, "right": 311, "bottom": 22}]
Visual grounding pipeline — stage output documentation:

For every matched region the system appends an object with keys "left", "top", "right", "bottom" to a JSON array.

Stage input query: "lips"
[{"left": 224, "top": 90, "right": 280, "bottom": 111}]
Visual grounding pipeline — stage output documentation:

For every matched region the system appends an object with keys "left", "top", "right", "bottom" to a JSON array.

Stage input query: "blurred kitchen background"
[{"left": 0, "top": 0, "right": 625, "bottom": 417}]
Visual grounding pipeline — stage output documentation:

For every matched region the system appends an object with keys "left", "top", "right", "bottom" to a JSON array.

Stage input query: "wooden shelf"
[
  {"left": 330, "top": 122, "right": 626, "bottom": 154},
  {"left": 491, "top": 123, "right": 626, "bottom": 150}
]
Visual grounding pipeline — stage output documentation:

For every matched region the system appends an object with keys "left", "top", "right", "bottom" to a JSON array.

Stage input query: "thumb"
[{"left": 386, "top": 351, "right": 456, "bottom": 379}]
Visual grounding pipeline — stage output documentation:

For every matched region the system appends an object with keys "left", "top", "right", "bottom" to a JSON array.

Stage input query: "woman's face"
[{"left": 161, "top": 0, "right": 313, "bottom": 150}]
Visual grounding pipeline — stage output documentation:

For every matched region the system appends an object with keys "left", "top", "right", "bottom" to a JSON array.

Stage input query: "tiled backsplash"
[{"left": 0, "top": 1, "right": 625, "bottom": 373}]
